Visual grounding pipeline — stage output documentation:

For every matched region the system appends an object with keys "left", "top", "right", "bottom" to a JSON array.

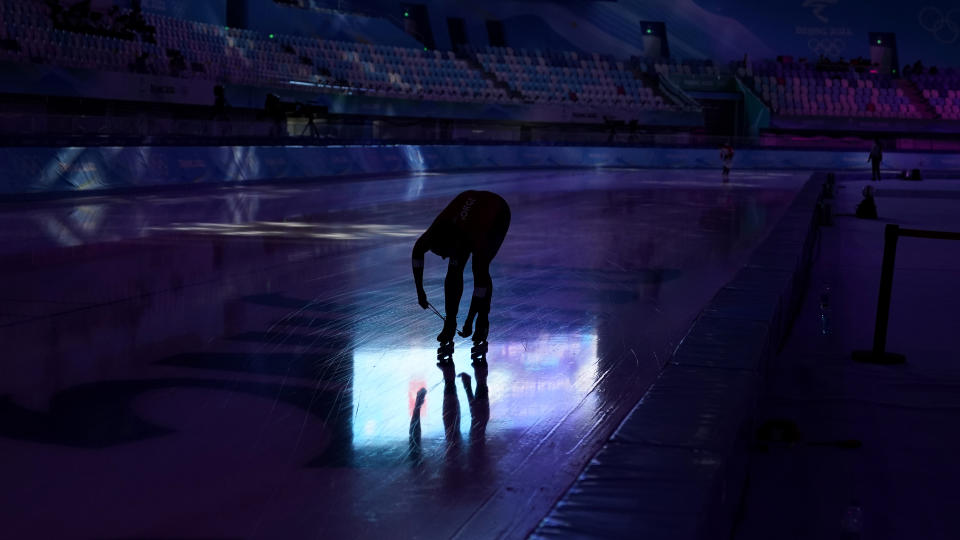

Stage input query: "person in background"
[
  {"left": 212, "top": 85, "right": 229, "bottom": 119},
  {"left": 856, "top": 184, "right": 878, "bottom": 219},
  {"left": 720, "top": 141, "right": 735, "bottom": 182},
  {"left": 868, "top": 138, "right": 883, "bottom": 181}
]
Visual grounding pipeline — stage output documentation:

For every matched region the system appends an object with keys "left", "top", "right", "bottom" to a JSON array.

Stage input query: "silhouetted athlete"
[{"left": 413, "top": 190, "right": 511, "bottom": 343}]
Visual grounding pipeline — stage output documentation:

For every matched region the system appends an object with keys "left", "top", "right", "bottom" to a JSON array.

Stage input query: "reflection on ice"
[
  {"left": 351, "top": 332, "right": 598, "bottom": 448},
  {"left": 36, "top": 213, "right": 82, "bottom": 247},
  {"left": 148, "top": 221, "right": 423, "bottom": 240},
  {"left": 69, "top": 205, "right": 106, "bottom": 233}
]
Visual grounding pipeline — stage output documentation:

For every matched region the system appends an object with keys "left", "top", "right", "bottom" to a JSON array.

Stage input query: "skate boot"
[
  {"left": 470, "top": 340, "right": 488, "bottom": 366},
  {"left": 436, "top": 340, "right": 455, "bottom": 366},
  {"left": 437, "top": 318, "right": 457, "bottom": 343}
]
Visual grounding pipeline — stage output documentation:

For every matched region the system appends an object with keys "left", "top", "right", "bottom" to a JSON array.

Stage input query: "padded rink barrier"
[
  {"left": 531, "top": 176, "right": 823, "bottom": 540},
  {"left": 2, "top": 144, "right": 960, "bottom": 197}
]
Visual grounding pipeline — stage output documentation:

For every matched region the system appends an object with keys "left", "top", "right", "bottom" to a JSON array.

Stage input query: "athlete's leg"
[
  {"left": 470, "top": 259, "right": 492, "bottom": 343},
  {"left": 439, "top": 256, "right": 466, "bottom": 342},
  {"left": 473, "top": 205, "right": 510, "bottom": 342}
]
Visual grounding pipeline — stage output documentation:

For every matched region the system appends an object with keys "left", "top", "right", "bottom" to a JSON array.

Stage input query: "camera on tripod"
[{"left": 263, "top": 94, "right": 329, "bottom": 138}]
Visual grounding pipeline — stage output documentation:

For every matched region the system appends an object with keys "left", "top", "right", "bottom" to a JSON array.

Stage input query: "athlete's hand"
[{"left": 417, "top": 290, "right": 428, "bottom": 309}]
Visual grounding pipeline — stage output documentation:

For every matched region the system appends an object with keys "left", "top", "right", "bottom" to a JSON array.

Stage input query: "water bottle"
[
  {"left": 840, "top": 500, "right": 862, "bottom": 537},
  {"left": 819, "top": 287, "right": 832, "bottom": 336}
]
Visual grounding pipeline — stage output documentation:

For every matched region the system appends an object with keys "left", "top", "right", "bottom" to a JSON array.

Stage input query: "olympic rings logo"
[
  {"left": 807, "top": 38, "right": 847, "bottom": 57},
  {"left": 918, "top": 6, "right": 960, "bottom": 44}
]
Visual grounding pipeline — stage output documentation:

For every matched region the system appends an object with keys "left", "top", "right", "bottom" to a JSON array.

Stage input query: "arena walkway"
[
  {"left": 735, "top": 176, "right": 960, "bottom": 540},
  {"left": 0, "top": 169, "right": 806, "bottom": 539}
]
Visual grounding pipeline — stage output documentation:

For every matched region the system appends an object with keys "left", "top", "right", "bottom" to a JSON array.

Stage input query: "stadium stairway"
[{"left": 897, "top": 79, "right": 937, "bottom": 120}]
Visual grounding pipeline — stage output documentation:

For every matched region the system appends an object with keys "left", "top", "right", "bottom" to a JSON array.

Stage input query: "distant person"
[
  {"left": 856, "top": 184, "right": 878, "bottom": 219},
  {"left": 264, "top": 93, "right": 287, "bottom": 137},
  {"left": 413, "top": 191, "right": 511, "bottom": 344},
  {"left": 130, "top": 52, "right": 151, "bottom": 74},
  {"left": 168, "top": 50, "right": 187, "bottom": 77},
  {"left": 868, "top": 138, "right": 883, "bottom": 181},
  {"left": 212, "top": 85, "right": 229, "bottom": 119},
  {"left": 604, "top": 116, "right": 616, "bottom": 143},
  {"left": 720, "top": 141, "right": 735, "bottom": 181}
]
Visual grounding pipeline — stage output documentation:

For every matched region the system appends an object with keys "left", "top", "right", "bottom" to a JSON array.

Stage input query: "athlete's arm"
[
  {"left": 460, "top": 250, "right": 492, "bottom": 338},
  {"left": 412, "top": 233, "right": 430, "bottom": 308}
]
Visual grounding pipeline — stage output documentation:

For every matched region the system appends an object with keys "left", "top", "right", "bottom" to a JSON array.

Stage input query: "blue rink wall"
[{"left": 3, "top": 144, "right": 960, "bottom": 196}]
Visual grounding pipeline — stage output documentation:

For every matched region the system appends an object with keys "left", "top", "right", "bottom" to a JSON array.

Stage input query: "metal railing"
[{"left": 852, "top": 224, "right": 960, "bottom": 364}]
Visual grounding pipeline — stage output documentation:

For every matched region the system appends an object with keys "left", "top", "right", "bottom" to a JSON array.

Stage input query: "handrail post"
[
  {"left": 853, "top": 224, "right": 906, "bottom": 364},
  {"left": 872, "top": 224, "right": 899, "bottom": 355}
]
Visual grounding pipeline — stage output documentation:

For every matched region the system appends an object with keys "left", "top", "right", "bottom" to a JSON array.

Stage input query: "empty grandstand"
[
  {"left": 741, "top": 59, "right": 934, "bottom": 119},
  {"left": 0, "top": 1, "right": 687, "bottom": 112}
]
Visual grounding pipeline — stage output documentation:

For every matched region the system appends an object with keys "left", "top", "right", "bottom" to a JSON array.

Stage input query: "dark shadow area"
[
  {"left": 227, "top": 331, "right": 351, "bottom": 350},
  {"left": 157, "top": 352, "right": 352, "bottom": 381},
  {"left": 0, "top": 378, "right": 349, "bottom": 453}
]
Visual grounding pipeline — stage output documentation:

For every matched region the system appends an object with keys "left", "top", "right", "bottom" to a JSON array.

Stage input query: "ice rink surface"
[{"left": 0, "top": 168, "right": 807, "bottom": 539}]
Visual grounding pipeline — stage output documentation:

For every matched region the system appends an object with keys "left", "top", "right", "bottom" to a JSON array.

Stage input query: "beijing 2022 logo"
[
  {"left": 919, "top": 6, "right": 960, "bottom": 44},
  {"left": 802, "top": 0, "right": 841, "bottom": 24}
]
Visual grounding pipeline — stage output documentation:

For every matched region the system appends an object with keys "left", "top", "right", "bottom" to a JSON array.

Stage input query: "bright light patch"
[
  {"left": 402, "top": 145, "right": 426, "bottom": 172},
  {"left": 352, "top": 333, "right": 598, "bottom": 447}
]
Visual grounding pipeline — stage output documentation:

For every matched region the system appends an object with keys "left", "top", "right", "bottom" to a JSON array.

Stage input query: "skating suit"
[{"left": 417, "top": 190, "right": 511, "bottom": 263}]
